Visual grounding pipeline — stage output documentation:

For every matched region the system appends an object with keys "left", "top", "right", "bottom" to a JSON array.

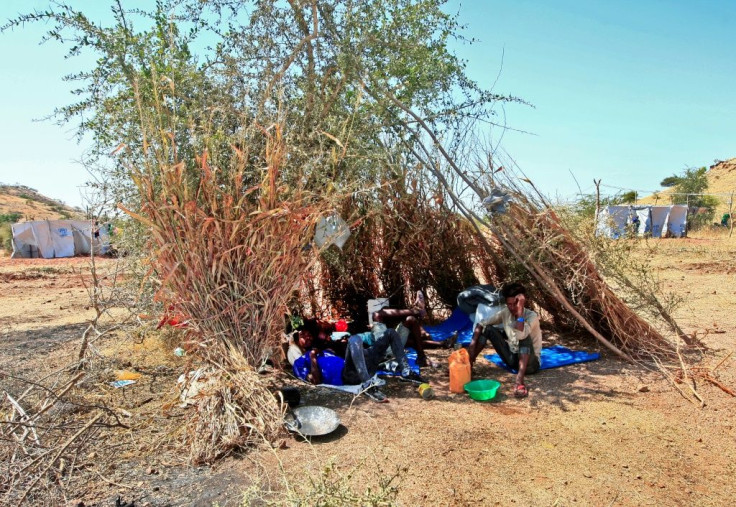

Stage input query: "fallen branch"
[{"left": 16, "top": 412, "right": 103, "bottom": 506}]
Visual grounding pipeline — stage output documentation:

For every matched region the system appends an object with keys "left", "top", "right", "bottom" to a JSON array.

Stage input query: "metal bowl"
[{"left": 284, "top": 406, "right": 341, "bottom": 437}]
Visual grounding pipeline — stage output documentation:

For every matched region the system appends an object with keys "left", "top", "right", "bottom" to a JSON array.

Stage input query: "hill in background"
[
  {"left": 0, "top": 184, "right": 83, "bottom": 222},
  {"left": 0, "top": 185, "right": 84, "bottom": 252},
  {"left": 638, "top": 157, "right": 736, "bottom": 217}
]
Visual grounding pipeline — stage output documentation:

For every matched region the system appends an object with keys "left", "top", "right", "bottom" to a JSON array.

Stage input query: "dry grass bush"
[
  {"left": 120, "top": 124, "right": 336, "bottom": 462},
  {"left": 238, "top": 457, "right": 404, "bottom": 507},
  {"left": 185, "top": 362, "right": 284, "bottom": 465}
]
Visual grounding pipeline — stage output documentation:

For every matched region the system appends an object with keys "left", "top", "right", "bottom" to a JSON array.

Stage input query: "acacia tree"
[
  {"left": 6, "top": 0, "right": 520, "bottom": 307},
  {"left": 4, "top": 1, "right": 529, "bottom": 462},
  {"left": 665, "top": 166, "right": 718, "bottom": 228}
]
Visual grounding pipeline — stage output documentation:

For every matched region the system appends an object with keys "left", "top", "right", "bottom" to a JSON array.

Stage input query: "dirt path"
[{"left": 0, "top": 238, "right": 734, "bottom": 506}]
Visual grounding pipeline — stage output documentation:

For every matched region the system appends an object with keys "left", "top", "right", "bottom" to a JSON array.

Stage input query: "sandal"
[{"left": 514, "top": 384, "right": 529, "bottom": 398}]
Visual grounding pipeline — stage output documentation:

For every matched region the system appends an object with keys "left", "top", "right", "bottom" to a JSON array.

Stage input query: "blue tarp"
[
  {"left": 423, "top": 307, "right": 475, "bottom": 346},
  {"left": 484, "top": 345, "right": 601, "bottom": 373}
]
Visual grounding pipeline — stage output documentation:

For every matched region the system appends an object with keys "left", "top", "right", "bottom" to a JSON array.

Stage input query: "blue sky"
[{"left": 0, "top": 1, "right": 734, "bottom": 207}]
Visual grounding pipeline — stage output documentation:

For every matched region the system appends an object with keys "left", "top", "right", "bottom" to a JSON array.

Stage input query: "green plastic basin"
[{"left": 464, "top": 379, "right": 501, "bottom": 401}]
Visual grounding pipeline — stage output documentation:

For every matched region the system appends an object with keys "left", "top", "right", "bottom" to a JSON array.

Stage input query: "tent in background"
[
  {"left": 666, "top": 205, "right": 688, "bottom": 238},
  {"left": 595, "top": 205, "right": 632, "bottom": 239},
  {"left": 11, "top": 220, "right": 111, "bottom": 258},
  {"left": 649, "top": 206, "right": 670, "bottom": 238},
  {"left": 596, "top": 205, "right": 687, "bottom": 239}
]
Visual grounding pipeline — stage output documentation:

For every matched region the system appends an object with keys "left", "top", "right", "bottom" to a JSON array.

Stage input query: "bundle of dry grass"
[
  {"left": 120, "top": 124, "right": 332, "bottom": 461},
  {"left": 184, "top": 363, "right": 284, "bottom": 465}
]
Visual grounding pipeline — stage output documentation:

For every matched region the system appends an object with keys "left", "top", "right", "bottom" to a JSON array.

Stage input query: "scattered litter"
[
  {"left": 174, "top": 347, "right": 186, "bottom": 357},
  {"left": 115, "top": 370, "right": 142, "bottom": 381},
  {"left": 314, "top": 214, "right": 350, "bottom": 249},
  {"left": 482, "top": 186, "right": 511, "bottom": 214},
  {"left": 177, "top": 369, "right": 217, "bottom": 407},
  {"left": 110, "top": 380, "right": 136, "bottom": 389},
  {"left": 418, "top": 383, "right": 435, "bottom": 400}
]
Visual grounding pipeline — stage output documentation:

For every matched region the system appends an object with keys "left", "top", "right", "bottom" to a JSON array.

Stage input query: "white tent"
[
  {"left": 666, "top": 205, "right": 688, "bottom": 238},
  {"left": 596, "top": 205, "right": 688, "bottom": 239},
  {"left": 11, "top": 220, "right": 111, "bottom": 258},
  {"left": 595, "top": 205, "right": 632, "bottom": 239},
  {"left": 649, "top": 206, "right": 670, "bottom": 238}
]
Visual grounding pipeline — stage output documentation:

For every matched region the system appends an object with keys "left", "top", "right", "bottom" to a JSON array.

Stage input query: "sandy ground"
[{"left": 0, "top": 235, "right": 734, "bottom": 506}]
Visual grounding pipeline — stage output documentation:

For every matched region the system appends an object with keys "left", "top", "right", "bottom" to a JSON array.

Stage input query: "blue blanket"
[
  {"left": 484, "top": 345, "right": 601, "bottom": 373},
  {"left": 423, "top": 307, "right": 475, "bottom": 346}
]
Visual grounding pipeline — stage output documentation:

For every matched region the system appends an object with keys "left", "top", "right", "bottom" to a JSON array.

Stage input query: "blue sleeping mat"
[
  {"left": 484, "top": 345, "right": 601, "bottom": 373},
  {"left": 423, "top": 307, "right": 475, "bottom": 346}
]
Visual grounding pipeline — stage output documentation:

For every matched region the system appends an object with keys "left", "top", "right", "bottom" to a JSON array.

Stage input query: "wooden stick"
[
  {"left": 676, "top": 338, "right": 705, "bottom": 407},
  {"left": 4, "top": 393, "right": 40, "bottom": 446},
  {"left": 701, "top": 374, "right": 735, "bottom": 397},
  {"left": 712, "top": 351, "right": 732, "bottom": 373},
  {"left": 654, "top": 358, "right": 698, "bottom": 406}
]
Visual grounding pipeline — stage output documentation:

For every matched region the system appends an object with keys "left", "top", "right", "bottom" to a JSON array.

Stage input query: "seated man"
[
  {"left": 371, "top": 291, "right": 443, "bottom": 367},
  {"left": 466, "top": 282, "right": 542, "bottom": 398},
  {"left": 342, "top": 327, "right": 426, "bottom": 403}
]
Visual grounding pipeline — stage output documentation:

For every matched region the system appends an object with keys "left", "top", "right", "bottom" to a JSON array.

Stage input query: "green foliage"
[
  {"left": 620, "top": 190, "right": 637, "bottom": 203},
  {"left": 0, "top": 223, "right": 12, "bottom": 252},
  {"left": 570, "top": 192, "right": 635, "bottom": 220},
  {"left": 665, "top": 166, "right": 715, "bottom": 230},
  {"left": 670, "top": 167, "right": 709, "bottom": 204},
  {"left": 0, "top": 212, "right": 22, "bottom": 223},
  {"left": 659, "top": 176, "right": 680, "bottom": 187},
  {"left": 4, "top": 1, "right": 520, "bottom": 211}
]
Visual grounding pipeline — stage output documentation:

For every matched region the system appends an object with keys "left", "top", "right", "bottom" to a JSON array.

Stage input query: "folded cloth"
[{"left": 484, "top": 345, "right": 601, "bottom": 373}]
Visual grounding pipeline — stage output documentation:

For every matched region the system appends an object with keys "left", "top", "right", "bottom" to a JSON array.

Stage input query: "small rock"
[
  {"left": 146, "top": 467, "right": 158, "bottom": 475},
  {"left": 583, "top": 472, "right": 592, "bottom": 478},
  {"left": 638, "top": 385, "right": 650, "bottom": 392}
]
